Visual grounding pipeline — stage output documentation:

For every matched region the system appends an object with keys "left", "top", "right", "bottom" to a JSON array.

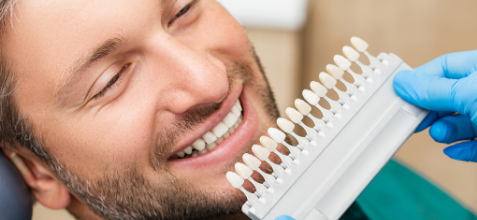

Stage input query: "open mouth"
[{"left": 171, "top": 100, "right": 244, "bottom": 159}]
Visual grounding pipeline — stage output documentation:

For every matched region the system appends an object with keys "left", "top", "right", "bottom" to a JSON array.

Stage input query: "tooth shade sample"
[
  {"left": 286, "top": 107, "right": 304, "bottom": 124},
  {"left": 192, "top": 139, "right": 206, "bottom": 151},
  {"left": 302, "top": 89, "right": 320, "bottom": 105},
  {"left": 243, "top": 153, "right": 261, "bottom": 170},
  {"left": 277, "top": 118, "right": 295, "bottom": 134},
  {"left": 212, "top": 122, "right": 228, "bottom": 137},
  {"left": 343, "top": 46, "right": 360, "bottom": 61},
  {"left": 351, "top": 36, "right": 369, "bottom": 52},
  {"left": 202, "top": 131, "right": 217, "bottom": 144},
  {"left": 223, "top": 112, "right": 239, "bottom": 127},
  {"left": 226, "top": 172, "right": 244, "bottom": 189},
  {"left": 252, "top": 145, "right": 271, "bottom": 161},
  {"left": 235, "top": 162, "right": 253, "bottom": 179},
  {"left": 260, "top": 136, "right": 278, "bottom": 152},
  {"left": 177, "top": 151, "right": 185, "bottom": 158},
  {"left": 334, "top": 55, "right": 352, "bottom": 70},
  {"left": 184, "top": 146, "right": 193, "bottom": 154},
  {"left": 319, "top": 72, "right": 337, "bottom": 89},
  {"left": 268, "top": 128, "right": 286, "bottom": 143},
  {"left": 310, "top": 81, "right": 327, "bottom": 97},
  {"left": 295, "top": 99, "right": 312, "bottom": 115},
  {"left": 326, "top": 64, "right": 344, "bottom": 79}
]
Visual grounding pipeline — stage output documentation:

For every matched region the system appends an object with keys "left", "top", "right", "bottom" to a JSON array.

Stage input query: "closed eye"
[
  {"left": 93, "top": 63, "right": 131, "bottom": 99},
  {"left": 169, "top": 0, "right": 198, "bottom": 25}
]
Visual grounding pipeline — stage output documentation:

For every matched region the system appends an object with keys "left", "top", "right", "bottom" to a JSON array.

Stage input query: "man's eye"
[
  {"left": 93, "top": 63, "right": 130, "bottom": 99},
  {"left": 170, "top": 0, "right": 197, "bottom": 24}
]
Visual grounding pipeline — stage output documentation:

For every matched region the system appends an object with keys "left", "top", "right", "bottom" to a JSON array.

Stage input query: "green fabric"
[
  {"left": 340, "top": 202, "right": 369, "bottom": 220},
  {"left": 356, "top": 159, "right": 477, "bottom": 220}
]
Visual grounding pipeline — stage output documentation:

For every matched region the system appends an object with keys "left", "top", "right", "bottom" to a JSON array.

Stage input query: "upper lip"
[{"left": 167, "top": 84, "right": 243, "bottom": 158}]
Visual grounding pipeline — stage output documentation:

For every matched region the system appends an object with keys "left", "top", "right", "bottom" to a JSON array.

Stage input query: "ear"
[{"left": 2, "top": 148, "right": 71, "bottom": 210}]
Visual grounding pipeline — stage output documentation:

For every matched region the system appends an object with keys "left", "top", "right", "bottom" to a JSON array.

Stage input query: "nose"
[{"left": 149, "top": 35, "right": 229, "bottom": 114}]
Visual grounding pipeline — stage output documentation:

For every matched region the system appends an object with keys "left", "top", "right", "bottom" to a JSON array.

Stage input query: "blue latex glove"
[
  {"left": 275, "top": 215, "right": 295, "bottom": 220},
  {"left": 393, "top": 50, "right": 477, "bottom": 162}
]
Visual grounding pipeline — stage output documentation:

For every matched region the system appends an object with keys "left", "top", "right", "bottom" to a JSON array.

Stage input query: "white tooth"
[
  {"left": 286, "top": 107, "right": 303, "bottom": 124},
  {"left": 233, "top": 123, "right": 239, "bottom": 129},
  {"left": 252, "top": 145, "right": 270, "bottom": 161},
  {"left": 302, "top": 89, "right": 319, "bottom": 105},
  {"left": 343, "top": 46, "right": 360, "bottom": 62},
  {"left": 326, "top": 64, "right": 344, "bottom": 79},
  {"left": 231, "top": 105, "right": 241, "bottom": 117},
  {"left": 260, "top": 136, "right": 278, "bottom": 152},
  {"left": 184, "top": 146, "right": 193, "bottom": 154},
  {"left": 212, "top": 122, "right": 228, "bottom": 138},
  {"left": 295, "top": 99, "right": 312, "bottom": 115},
  {"left": 226, "top": 172, "right": 244, "bottom": 189},
  {"left": 351, "top": 36, "right": 369, "bottom": 52},
  {"left": 199, "top": 149, "right": 208, "bottom": 155},
  {"left": 235, "top": 162, "right": 253, "bottom": 179},
  {"left": 229, "top": 127, "right": 235, "bottom": 133},
  {"left": 238, "top": 116, "right": 243, "bottom": 123},
  {"left": 268, "top": 128, "right": 286, "bottom": 143},
  {"left": 277, "top": 118, "right": 295, "bottom": 134},
  {"left": 223, "top": 132, "right": 230, "bottom": 139},
  {"left": 177, "top": 151, "right": 185, "bottom": 158},
  {"left": 216, "top": 137, "right": 224, "bottom": 143},
  {"left": 223, "top": 112, "right": 239, "bottom": 128},
  {"left": 206, "top": 143, "right": 217, "bottom": 151},
  {"left": 202, "top": 132, "right": 217, "bottom": 144},
  {"left": 310, "top": 81, "right": 328, "bottom": 97},
  {"left": 235, "top": 100, "right": 242, "bottom": 111},
  {"left": 242, "top": 153, "right": 261, "bottom": 170},
  {"left": 334, "top": 55, "right": 352, "bottom": 70},
  {"left": 191, "top": 151, "right": 199, "bottom": 157},
  {"left": 192, "top": 139, "right": 206, "bottom": 151},
  {"left": 319, "top": 72, "right": 338, "bottom": 89}
]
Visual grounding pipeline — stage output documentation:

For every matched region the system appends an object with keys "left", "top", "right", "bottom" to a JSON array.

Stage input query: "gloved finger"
[
  {"left": 429, "top": 114, "right": 477, "bottom": 144},
  {"left": 415, "top": 50, "right": 477, "bottom": 79},
  {"left": 443, "top": 140, "right": 477, "bottom": 162},
  {"left": 394, "top": 70, "right": 459, "bottom": 112},
  {"left": 275, "top": 215, "right": 295, "bottom": 220},
  {"left": 415, "top": 111, "right": 454, "bottom": 133}
]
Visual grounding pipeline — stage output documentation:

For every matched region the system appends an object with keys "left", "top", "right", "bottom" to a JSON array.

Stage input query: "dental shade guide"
[{"left": 226, "top": 37, "right": 428, "bottom": 220}]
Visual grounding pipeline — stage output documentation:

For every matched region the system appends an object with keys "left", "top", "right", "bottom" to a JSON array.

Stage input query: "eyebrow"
[{"left": 55, "top": 36, "right": 126, "bottom": 104}]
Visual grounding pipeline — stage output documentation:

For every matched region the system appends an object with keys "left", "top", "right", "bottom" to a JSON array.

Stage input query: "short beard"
[{"left": 13, "top": 52, "right": 280, "bottom": 220}]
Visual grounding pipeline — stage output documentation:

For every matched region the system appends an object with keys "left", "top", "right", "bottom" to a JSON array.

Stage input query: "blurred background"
[{"left": 33, "top": 0, "right": 477, "bottom": 219}]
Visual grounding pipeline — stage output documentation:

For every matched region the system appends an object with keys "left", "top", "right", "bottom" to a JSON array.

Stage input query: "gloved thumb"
[
  {"left": 444, "top": 140, "right": 477, "bottom": 162},
  {"left": 275, "top": 215, "right": 295, "bottom": 220},
  {"left": 394, "top": 70, "right": 459, "bottom": 112}
]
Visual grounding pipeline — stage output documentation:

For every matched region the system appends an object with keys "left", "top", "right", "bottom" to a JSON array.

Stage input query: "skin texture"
[{"left": 1, "top": 0, "right": 281, "bottom": 219}]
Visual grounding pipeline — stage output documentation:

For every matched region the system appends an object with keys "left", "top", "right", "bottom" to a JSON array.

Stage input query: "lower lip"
[{"left": 168, "top": 91, "right": 259, "bottom": 169}]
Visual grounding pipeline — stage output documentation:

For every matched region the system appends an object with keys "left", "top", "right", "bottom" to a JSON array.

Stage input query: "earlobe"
[{"left": 3, "top": 149, "right": 71, "bottom": 210}]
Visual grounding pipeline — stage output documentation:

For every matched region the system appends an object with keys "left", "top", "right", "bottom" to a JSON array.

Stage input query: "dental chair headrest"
[{"left": 0, "top": 150, "right": 32, "bottom": 220}]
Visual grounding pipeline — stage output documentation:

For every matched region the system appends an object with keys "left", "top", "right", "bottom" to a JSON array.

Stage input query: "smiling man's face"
[{"left": 1, "top": 0, "right": 280, "bottom": 219}]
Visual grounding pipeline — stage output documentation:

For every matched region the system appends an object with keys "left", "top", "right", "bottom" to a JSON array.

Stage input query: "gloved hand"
[
  {"left": 393, "top": 50, "right": 477, "bottom": 162},
  {"left": 275, "top": 215, "right": 295, "bottom": 220}
]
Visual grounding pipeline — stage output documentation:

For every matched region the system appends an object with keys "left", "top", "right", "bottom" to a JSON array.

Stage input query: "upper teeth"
[{"left": 174, "top": 100, "right": 243, "bottom": 159}]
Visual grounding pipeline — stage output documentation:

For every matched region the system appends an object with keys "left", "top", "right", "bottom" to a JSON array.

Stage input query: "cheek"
[
  {"left": 178, "top": 2, "right": 253, "bottom": 66},
  {"left": 40, "top": 103, "right": 156, "bottom": 178}
]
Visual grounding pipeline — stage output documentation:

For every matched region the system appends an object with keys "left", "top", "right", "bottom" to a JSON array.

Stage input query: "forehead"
[{"left": 4, "top": 0, "right": 163, "bottom": 78}]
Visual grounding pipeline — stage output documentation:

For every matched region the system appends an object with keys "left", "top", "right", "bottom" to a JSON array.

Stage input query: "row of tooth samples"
[
  {"left": 173, "top": 100, "right": 243, "bottom": 159},
  {"left": 226, "top": 37, "right": 384, "bottom": 206}
]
